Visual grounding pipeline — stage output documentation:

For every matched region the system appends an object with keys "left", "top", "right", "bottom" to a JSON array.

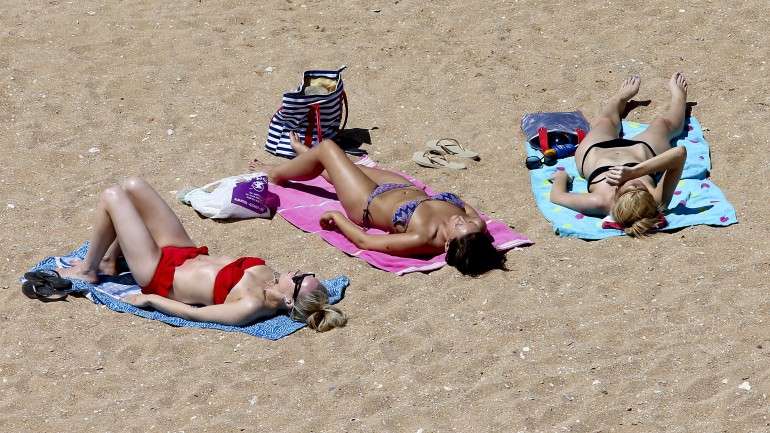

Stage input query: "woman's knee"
[
  {"left": 121, "top": 177, "right": 150, "bottom": 193},
  {"left": 591, "top": 115, "right": 620, "bottom": 131},
  {"left": 318, "top": 139, "right": 342, "bottom": 156},
  {"left": 100, "top": 185, "right": 127, "bottom": 204},
  {"left": 650, "top": 117, "right": 679, "bottom": 134}
]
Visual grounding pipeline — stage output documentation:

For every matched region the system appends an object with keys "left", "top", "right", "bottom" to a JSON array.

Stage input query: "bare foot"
[
  {"left": 248, "top": 158, "right": 266, "bottom": 172},
  {"left": 668, "top": 71, "right": 688, "bottom": 99},
  {"left": 58, "top": 261, "right": 99, "bottom": 283},
  {"left": 98, "top": 257, "right": 119, "bottom": 276},
  {"left": 617, "top": 75, "right": 641, "bottom": 101},
  {"left": 289, "top": 131, "right": 311, "bottom": 155},
  {"left": 249, "top": 131, "right": 312, "bottom": 172},
  {"left": 249, "top": 157, "right": 275, "bottom": 173}
]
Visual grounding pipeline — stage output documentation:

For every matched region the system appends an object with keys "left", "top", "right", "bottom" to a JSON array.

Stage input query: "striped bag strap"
[
  {"left": 304, "top": 103, "right": 323, "bottom": 146},
  {"left": 337, "top": 65, "right": 348, "bottom": 130},
  {"left": 339, "top": 90, "right": 349, "bottom": 130}
]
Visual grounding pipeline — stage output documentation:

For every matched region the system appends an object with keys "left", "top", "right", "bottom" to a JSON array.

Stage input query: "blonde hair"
[
  {"left": 290, "top": 283, "right": 347, "bottom": 332},
  {"left": 611, "top": 188, "right": 660, "bottom": 237}
]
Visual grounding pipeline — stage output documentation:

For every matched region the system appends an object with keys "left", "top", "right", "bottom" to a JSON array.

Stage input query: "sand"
[{"left": 1, "top": 1, "right": 769, "bottom": 432}]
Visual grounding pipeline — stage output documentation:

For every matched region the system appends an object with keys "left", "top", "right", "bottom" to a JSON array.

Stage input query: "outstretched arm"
[
  {"left": 123, "top": 294, "right": 264, "bottom": 326},
  {"left": 320, "top": 211, "right": 435, "bottom": 255},
  {"left": 549, "top": 171, "right": 608, "bottom": 216}
]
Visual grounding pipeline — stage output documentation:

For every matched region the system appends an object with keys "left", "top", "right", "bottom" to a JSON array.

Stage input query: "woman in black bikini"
[
  {"left": 550, "top": 73, "right": 689, "bottom": 237},
  {"left": 49, "top": 177, "right": 346, "bottom": 330},
  {"left": 257, "top": 133, "right": 506, "bottom": 276}
]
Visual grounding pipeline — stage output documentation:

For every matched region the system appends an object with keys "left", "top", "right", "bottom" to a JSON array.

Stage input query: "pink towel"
[{"left": 270, "top": 157, "right": 532, "bottom": 275}]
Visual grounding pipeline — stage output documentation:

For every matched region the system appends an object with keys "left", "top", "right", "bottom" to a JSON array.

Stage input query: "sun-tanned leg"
[
  {"left": 573, "top": 75, "right": 641, "bottom": 177},
  {"left": 121, "top": 177, "right": 195, "bottom": 248},
  {"left": 99, "top": 241, "right": 121, "bottom": 275},
  {"left": 288, "top": 133, "right": 413, "bottom": 186},
  {"left": 267, "top": 132, "right": 377, "bottom": 223},
  {"left": 99, "top": 240, "right": 123, "bottom": 275},
  {"left": 62, "top": 178, "right": 192, "bottom": 280},
  {"left": 59, "top": 186, "right": 161, "bottom": 286},
  {"left": 628, "top": 72, "right": 688, "bottom": 155},
  {"left": 580, "top": 75, "right": 642, "bottom": 146},
  {"left": 66, "top": 240, "right": 122, "bottom": 276}
]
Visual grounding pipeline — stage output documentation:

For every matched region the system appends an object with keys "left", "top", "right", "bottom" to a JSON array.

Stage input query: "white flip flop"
[
  {"left": 425, "top": 138, "right": 479, "bottom": 160},
  {"left": 412, "top": 149, "right": 466, "bottom": 170}
]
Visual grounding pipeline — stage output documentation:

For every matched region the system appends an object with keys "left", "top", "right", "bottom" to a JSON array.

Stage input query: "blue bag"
[{"left": 521, "top": 111, "right": 590, "bottom": 158}]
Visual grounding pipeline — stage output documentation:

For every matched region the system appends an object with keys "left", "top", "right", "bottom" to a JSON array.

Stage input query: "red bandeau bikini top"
[{"left": 212, "top": 257, "right": 266, "bottom": 304}]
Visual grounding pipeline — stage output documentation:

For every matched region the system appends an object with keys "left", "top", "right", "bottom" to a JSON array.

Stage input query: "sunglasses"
[
  {"left": 292, "top": 273, "right": 315, "bottom": 301},
  {"left": 525, "top": 154, "right": 557, "bottom": 170}
]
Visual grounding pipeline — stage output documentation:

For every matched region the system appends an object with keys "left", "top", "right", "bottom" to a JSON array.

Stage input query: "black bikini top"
[{"left": 581, "top": 139, "right": 661, "bottom": 191}]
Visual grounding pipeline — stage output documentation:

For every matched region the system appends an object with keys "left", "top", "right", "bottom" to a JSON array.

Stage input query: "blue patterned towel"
[
  {"left": 525, "top": 117, "right": 737, "bottom": 239},
  {"left": 25, "top": 242, "right": 349, "bottom": 340}
]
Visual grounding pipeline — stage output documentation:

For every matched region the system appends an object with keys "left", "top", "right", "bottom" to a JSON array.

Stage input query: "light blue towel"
[
  {"left": 525, "top": 117, "right": 737, "bottom": 239},
  {"left": 25, "top": 242, "right": 349, "bottom": 340}
]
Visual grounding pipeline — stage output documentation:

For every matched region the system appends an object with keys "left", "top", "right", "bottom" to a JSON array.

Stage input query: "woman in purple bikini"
[{"left": 260, "top": 133, "right": 506, "bottom": 276}]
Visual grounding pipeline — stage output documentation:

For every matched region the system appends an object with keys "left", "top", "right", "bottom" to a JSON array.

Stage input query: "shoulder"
[
  {"left": 404, "top": 224, "right": 432, "bottom": 241},
  {"left": 229, "top": 265, "right": 272, "bottom": 297},
  {"left": 241, "top": 263, "right": 271, "bottom": 280},
  {"left": 227, "top": 290, "right": 267, "bottom": 318},
  {"left": 593, "top": 193, "right": 613, "bottom": 214},
  {"left": 577, "top": 191, "right": 612, "bottom": 216},
  {"left": 414, "top": 225, "right": 443, "bottom": 248},
  {"left": 237, "top": 295, "right": 263, "bottom": 310}
]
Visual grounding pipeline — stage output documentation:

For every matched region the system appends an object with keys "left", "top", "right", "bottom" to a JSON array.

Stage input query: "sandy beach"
[{"left": 2, "top": 1, "right": 770, "bottom": 432}]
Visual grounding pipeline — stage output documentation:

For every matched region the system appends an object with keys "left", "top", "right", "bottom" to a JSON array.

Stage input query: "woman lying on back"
[
  {"left": 254, "top": 133, "right": 507, "bottom": 276},
  {"left": 54, "top": 177, "right": 346, "bottom": 331},
  {"left": 550, "top": 73, "right": 689, "bottom": 236}
]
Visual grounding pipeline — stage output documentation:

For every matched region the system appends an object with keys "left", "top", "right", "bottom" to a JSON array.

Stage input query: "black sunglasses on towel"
[
  {"left": 525, "top": 154, "right": 558, "bottom": 170},
  {"left": 292, "top": 273, "right": 315, "bottom": 301}
]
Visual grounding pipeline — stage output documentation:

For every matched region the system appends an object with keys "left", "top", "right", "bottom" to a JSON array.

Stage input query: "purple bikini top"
[
  {"left": 392, "top": 192, "right": 465, "bottom": 228},
  {"left": 364, "top": 183, "right": 465, "bottom": 229}
]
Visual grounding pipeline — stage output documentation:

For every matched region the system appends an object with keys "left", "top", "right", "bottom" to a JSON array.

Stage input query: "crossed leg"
[
  {"left": 286, "top": 132, "right": 412, "bottom": 186},
  {"left": 265, "top": 134, "right": 391, "bottom": 224},
  {"left": 574, "top": 75, "right": 642, "bottom": 174},
  {"left": 60, "top": 178, "right": 195, "bottom": 286},
  {"left": 627, "top": 72, "right": 688, "bottom": 155}
]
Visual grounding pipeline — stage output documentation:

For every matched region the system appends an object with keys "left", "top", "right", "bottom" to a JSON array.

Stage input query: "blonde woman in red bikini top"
[{"left": 57, "top": 177, "right": 346, "bottom": 331}]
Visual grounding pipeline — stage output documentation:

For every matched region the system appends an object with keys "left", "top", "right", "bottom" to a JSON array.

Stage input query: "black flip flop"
[{"left": 22, "top": 270, "right": 73, "bottom": 300}]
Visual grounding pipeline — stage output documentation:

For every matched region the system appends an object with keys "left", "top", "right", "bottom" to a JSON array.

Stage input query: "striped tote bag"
[{"left": 264, "top": 66, "right": 349, "bottom": 158}]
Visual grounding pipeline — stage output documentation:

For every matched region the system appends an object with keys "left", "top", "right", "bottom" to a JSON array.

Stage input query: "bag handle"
[
  {"left": 538, "top": 126, "right": 587, "bottom": 149},
  {"left": 339, "top": 90, "right": 349, "bottom": 131},
  {"left": 304, "top": 103, "right": 323, "bottom": 146},
  {"left": 537, "top": 127, "right": 549, "bottom": 153},
  {"left": 575, "top": 127, "right": 586, "bottom": 143}
]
